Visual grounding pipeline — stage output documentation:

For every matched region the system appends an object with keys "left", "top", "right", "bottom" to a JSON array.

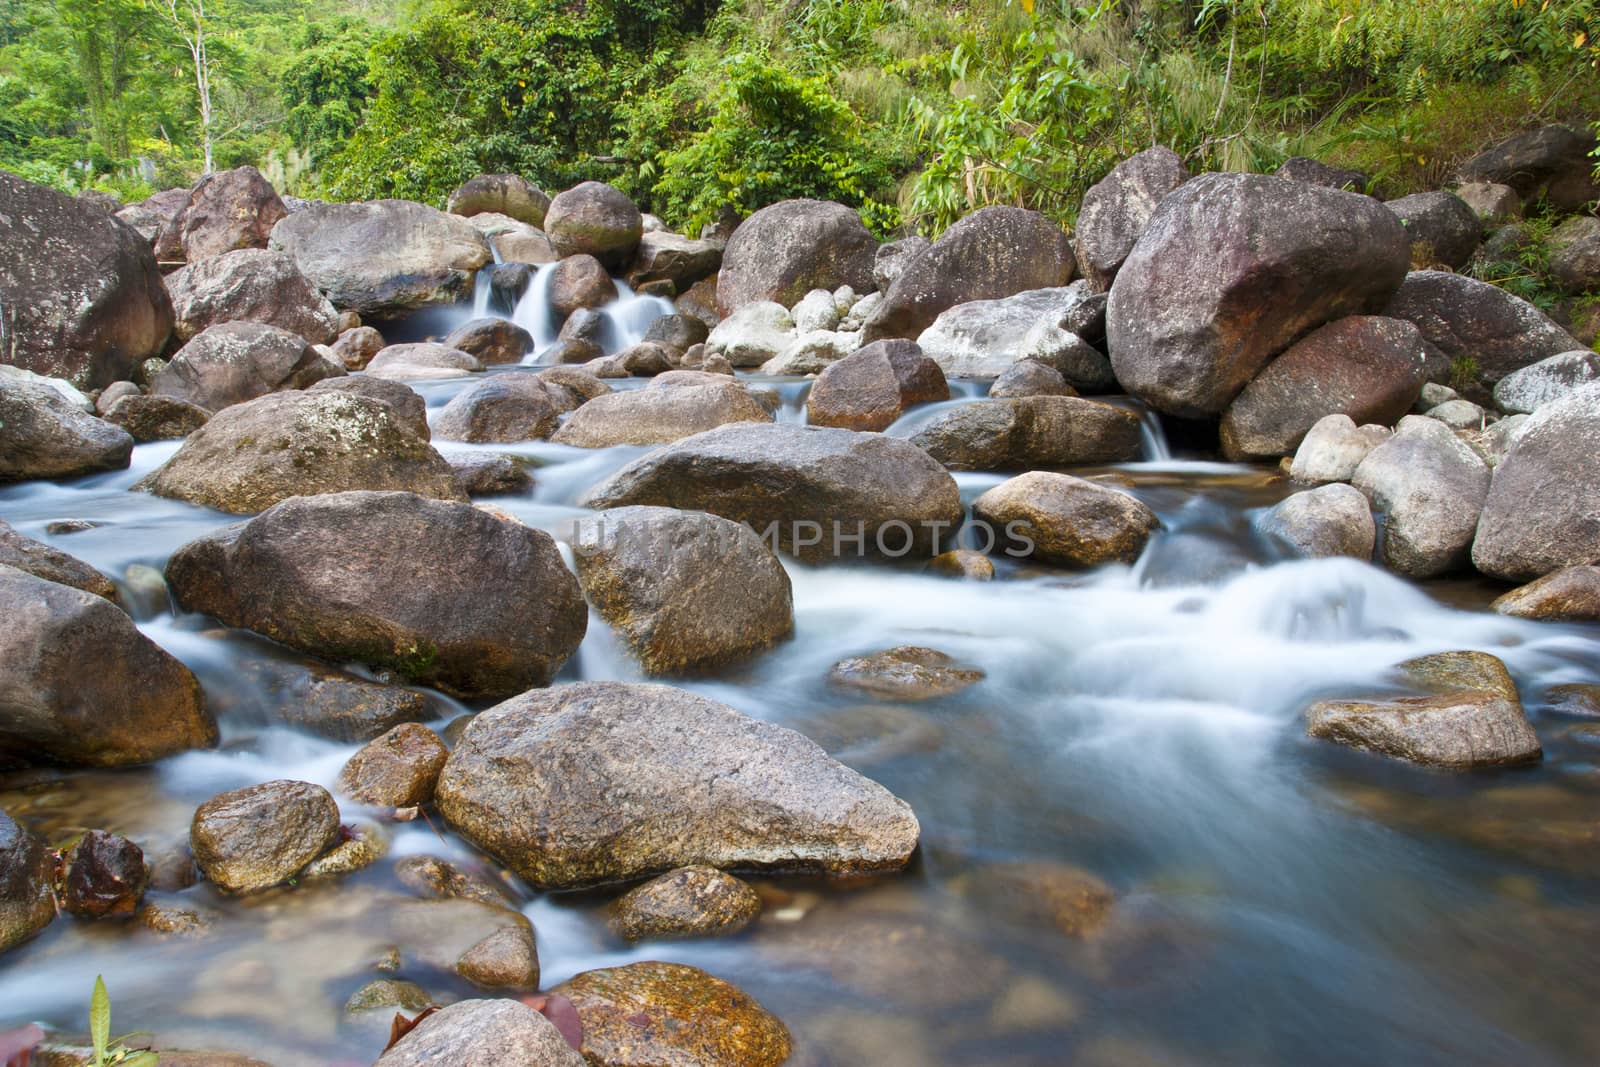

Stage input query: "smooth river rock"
[
  {"left": 151, "top": 321, "right": 339, "bottom": 412},
  {"left": 1258, "top": 484, "right": 1375, "bottom": 560},
  {"left": 806, "top": 339, "right": 948, "bottom": 432},
  {"left": 910, "top": 396, "right": 1141, "bottom": 471},
  {"left": 1352, "top": 415, "right": 1490, "bottom": 578},
  {"left": 189, "top": 779, "right": 341, "bottom": 893},
  {"left": 435, "top": 681, "right": 921, "bottom": 888},
  {"left": 610, "top": 866, "right": 763, "bottom": 942},
  {"left": 0, "top": 379, "right": 134, "bottom": 483},
  {"left": 971, "top": 472, "right": 1159, "bottom": 568},
  {"left": 0, "top": 809, "right": 56, "bottom": 953},
  {"left": 374, "top": 999, "right": 584, "bottom": 1067},
  {"left": 554, "top": 381, "right": 772, "bottom": 447},
  {"left": 164, "top": 248, "right": 339, "bottom": 344},
  {"left": 1492, "top": 566, "right": 1600, "bottom": 622},
  {"left": 0, "top": 519, "right": 116, "bottom": 601},
  {"left": 433, "top": 375, "right": 564, "bottom": 443},
  {"left": 544, "top": 181, "right": 643, "bottom": 270}
]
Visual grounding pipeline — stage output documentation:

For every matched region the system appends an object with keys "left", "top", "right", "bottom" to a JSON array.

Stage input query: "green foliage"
[
  {"left": 87, "top": 976, "right": 157, "bottom": 1067},
  {"left": 281, "top": 17, "right": 378, "bottom": 174}
]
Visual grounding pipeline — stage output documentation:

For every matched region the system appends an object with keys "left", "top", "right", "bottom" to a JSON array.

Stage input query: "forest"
[{"left": 2, "top": 0, "right": 1597, "bottom": 238}]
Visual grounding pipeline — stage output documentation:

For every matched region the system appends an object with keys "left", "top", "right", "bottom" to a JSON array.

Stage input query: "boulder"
[
  {"left": 1492, "top": 350, "right": 1600, "bottom": 414},
  {"left": 1383, "top": 270, "right": 1583, "bottom": 387},
  {"left": 1456, "top": 125, "right": 1600, "bottom": 211},
  {"left": 0, "top": 379, "right": 133, "bottom": 483},
  {"left": 643, "top": 312, "right": 710, "bottom": 353},
  {"left": 0, "top": 810, "right": 54, "bottom": 953},
  {"left": 704, "top": 301, "right": 795, "bottom": 367},
  {"left": 1472, "top": 382, "right": 1600, "bottom": 580},
  {"left": 571, "top": 506, "right": 793, "bottom": 674},
  {"left": 164, "top": 248, "right": 339, "bottom": 344},
  {"left": 151, "top": 321, "right": 339, "bottom": 411},
  {"left": 675, "top": 274, "right": 720, "bottom": 331},
  {"left": 331, "top": 325, "right": 386, "bottom": 370},
  {"left": 547, "top": 254, "right": 618, "bottom": 320},
  {"left": 337, "top": 722, "right": 449, "bottom": 807},
  {"left": 862, "top": 207, "right": 1074, "bottom": 343},
  {"left": 1550, "top": 223, "right": 1600, "bottom": 295},
  {"left": 806, "top": 339, "right": 948, "bottom": 431},
  {"left": 0, "top": 521, "right": 115, "bottom": 601},
  {"left": 1074, "top": 145, "right": 1189, "bottom": 290},
  {"left": 627, "top": 230, "right": 724, "bottom": 292},
  {"left": 451, "top": 452, "right": 534, "bottom": 496},
  {"left": 113, "top": 187, "right": 188, "bottom": 244},
  {"left": 0, "top": 564, "right": 215, "bottom": 767},
  {"left": 1351, "top": 414, "right": 1490, "bottom": 577},
  {"left": 717, "top": 199, "right": 876, "bottom": 315},
  {"left": 1384, "top": 191, "right": 1481, "bottom": 268},
  {"left": 1106, "top": 172, "right": 1411, "bottom": 417},
  {"left": 268, "top": 200, "right": 492, "bottom": 316},
  {"left": 553, "top": 962, "right": 791, "bottom": 1067},
  {"left": 910, "top": 396, "right": 1142, "bottom": 470},
  {"left": 1289, "top": 414, "right": 1392, "bottom": 484},
  {"left": 553, "top": 381, "right": 771, "bottom": 447},
  {"left": 1218, "top": 315, "right": 1430, "bottom": 459},
  {"left": 609, "top": 867, "right": 762, "bottom": 941},
  {"left": 872, "top": 236, "right": 930, "bottom": 292},
  {"left": 759, "top": 329, "right": 859, "bottom": 375},
  {"left": 137, "top": 391, "right": 461, "bottom": 513},
  {"left": 94, "top": 380, "right": 140, "bottom": 413},
  {"left": 989, "top": 360, "right": 1074, "bottom": 399},
  {"left": 433, "top": 375, "right": 563, "bottom": 443},
  {"left": 103, "top": 394, "right": 211, "bottom": 442},
  {"left": 1306, "top": 684, "right": 1540, "bottom": 768},
  {"left": 829, "top": 646, "right": 983, "bottom": 701},
  {"left": 365, "top": 342, "right": 483, "bottom": 382},
  {"left": 1492, "top": 565, "right": 1600, "bottom": 622},
  {"left": 971, "top": 472, "right": 1158, "bottom": 567},
  {"left": 168, "top": 165, "right": 287, "bottom": 262},
  {"left": 190, "top": 779, "right": 340, "bottom": 893},
  {"left": 915, "top": 285, "right": 1110, "bottom": 382},
  {"left": 221, "top": 657, "right": 434, "bottom": 743},
  {"left": 436, "top": 681, "right": 920, "bottom": 887},
  {"left": 581, "top": 423, "right": 962, "bottom": 562},
  {"left": 1426, "top": 398, "right": 1487, "bottom": 430},
  {"left": 791, "top": 288, "right": 841, "bottom": 333},
  {"left": 373, "top": 999, "right": 584, "bottom": 1067},
  {"left": 544, "top": 181, "right": 643, "bottom": 269},
  {"left": 59, "top": 830, "right": 148, "bottom": 919},
  {"left": 447, "top": 174, "right": 550, "bottom": 228},
  {"left": 615, "top": 340, "right": 678, "bottom": 376},
  {"left": 164, "top": 491, "right": 586, "bottom": 698},
  {"left": 1454, "top": 182, "right": 1521, "bottom": 224},
  {"left": 0, "top": 170, "right": 173, "bottom": 387},
  {"left": 1258, "top": 484, "right": 1375, "bottom": 560},
  {"left": 307, "top": 375, "right": 429, "bottom": 440},
  {"left": 537, "top": 364, "right": 611, "bottom": 403},
  {"left": 442, "top": 318, "right": 532, "bottom": 366},
  {"left": 1275, "top": 157, "right": 1367, "bottom": 192}
]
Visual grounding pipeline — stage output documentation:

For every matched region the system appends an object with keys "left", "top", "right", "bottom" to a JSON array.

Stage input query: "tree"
[
  {"left": 55, "top": 0, "right": 150, "bottom": 158},
  {"left": 157, "top": 0, "right": 219, "bottom": 173}
]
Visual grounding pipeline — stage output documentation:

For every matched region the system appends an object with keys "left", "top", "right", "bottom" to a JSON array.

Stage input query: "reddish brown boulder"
[{"left": 805, "top": 339, "right": 949, "bottom": 432}]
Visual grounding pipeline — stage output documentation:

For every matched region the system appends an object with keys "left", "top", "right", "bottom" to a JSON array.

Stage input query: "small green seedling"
[{"left": 87, "top": 977, "right": 158, "bottom": 1067}]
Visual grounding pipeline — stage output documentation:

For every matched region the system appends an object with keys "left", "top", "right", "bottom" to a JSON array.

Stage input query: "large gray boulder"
[
  {"left": 862, "top": 207, "right": 1073, "bottom": 343},
  {"left": 1352, "top": 414, "right": 1491, "bottom": 577},
  {"left": 1492, "top": 350, "right": 1600, "bottom": 414},
  {"left": 432, "top": 375, "right": 564, "bottom": 443},
  {"left": 909, "top": 396, "right": 1141, "bottom": 470},
  {"left": 447, "top": 174, "right": 551, "bottom": 228},
  {"left": 164, "top": 248, "right": 339, "bottom": 344},
  {"left": 269, "top": 200, "right": 492, "bottom": 316},
  {"left": 0, "top": 379, "right": 134, "bottom": 483},
  {"left": 435, "top": 681, "right": 920, "bottom": 888},
  {"left": 167, "top": 165, "right": 287, "bottom": 263},
  {"left": 543, "top": 181, "right": 643, "bottom": 270},
  {"left": 1218, "top": 315, "right": 1430, "bottom": 460},
  {"left": 581, "top": 423, "right": 962, "bottom": 562},
  {"left": 0, "top": 564, "right": 216, "bottom": 767},
  {"left": 1073, "top": 145, "right": 1188, "bottom": 290},
  {"left": 1384, "top": 191, "right": 1481, "bottom": 269},
  {"left": 1382, "top": 270, "right": 1582, "bottom": 388},
  {"left": 1106, "top": 172, "right": 1410, "bottom": 417},
  {"left": 165, "top": 491, "right": 586, "bottom": 698},
  {"left": 572, "top": 506, "right": 793, "bottom": 674},
  {"left": 806, "top": 339, "right": 948, "bottom": 432},
  {"left": 914, "top": 285, "right": 1111, "bottom": 383},
  {"left": 626, "top": 230, "right": 724, "bottom": 293},
  {"left": 717, "top": 199, "right": 876, "bottom": 315},
  {"left": 0, "top": 170, "right": 173, "bottom": 388},
  {"left": 151, "top": 321, "right": 340, "bottom": 412},
  {"left": 1457, "top": 125, "right": 1600, "bottom": 212},
  {"left": 374, "top": 999, "right": 584, "bottom": 1067},
  {"left": 1288, "top": 415, "right": 1392, "bottom": 484},
  {"left": 1472, "top": 382, "right": 1600, "bottom": 581},
  {"left": 1258, "top": 484, "right": 1375, "bottom": 560},
  {"left": 0, "top": 810, "right": 55, "bottom": 953},
  {"left": 553, "top": 381, "right": 771, "bottom": 447},
  {"left": 137, "top": 390, "right": 462, "bottom": 513}
]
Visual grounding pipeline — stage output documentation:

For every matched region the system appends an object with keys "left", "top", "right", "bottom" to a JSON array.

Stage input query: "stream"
[{"left": 2, "top": 288, "right": 1599, "bottom": 1067}]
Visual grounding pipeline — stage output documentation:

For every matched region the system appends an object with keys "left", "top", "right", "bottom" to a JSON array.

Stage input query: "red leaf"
[
  {"left": 0, "top": 1024, "right": 42, "bottom": 1067},
  {"left": 383, "top": 1005, "right": 439, "bottom": 1052},
  {"left": 519, "top": 994, "right": 584, "bottom": 1052}
]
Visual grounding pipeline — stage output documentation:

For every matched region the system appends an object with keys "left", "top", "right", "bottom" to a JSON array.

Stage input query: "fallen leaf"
[
  {"left": 520, "top": 994, "right": 584, "bottom": 1051},
  {"left": 383, "top": 1005, "right": 439, "bottom": 1052}
]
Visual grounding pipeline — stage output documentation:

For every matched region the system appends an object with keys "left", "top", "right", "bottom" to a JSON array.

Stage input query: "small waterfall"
[
  {"left": 470, "top": 268, "right": 493, "bottom": 318},
  {"left": 1138, "top": 406, "right": 1173, "bottom": 462},
  {"left": 510, "top": 262, "right": 561, "bottom": 350}
]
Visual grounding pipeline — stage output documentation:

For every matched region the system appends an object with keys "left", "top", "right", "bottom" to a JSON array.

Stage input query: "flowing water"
[{"left": 3, "top": 289, "right": 1600, "bottom": 1066}]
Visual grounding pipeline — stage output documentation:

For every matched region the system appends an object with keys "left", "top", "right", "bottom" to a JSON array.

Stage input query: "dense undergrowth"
[{"left": 2, "top": 0, "right": 1597, "bottom": 237}]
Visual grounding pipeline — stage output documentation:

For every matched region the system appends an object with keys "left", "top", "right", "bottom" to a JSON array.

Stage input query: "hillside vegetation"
[{"left": 2, "top": 0, "right": 1596, "bottom": 236}]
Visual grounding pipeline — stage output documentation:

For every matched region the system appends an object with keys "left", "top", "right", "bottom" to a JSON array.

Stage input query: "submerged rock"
[
  {"left": 609, "top": 866, "right": 762, "bottom": 941},
  {"left": 189, "top": 779, "right": 342, "bottom": 893},
  {"left": 582, "top": 423, "right": 962, "bottom": 563},
  {"left": 0, "top": 810, "right": 56, "bottom": 953},
  {"left": 166, "top": 491, "right": 585, "bottom": 699},
  {"left": 572, "top": 506, "right": 793, "bottom": 674},
  {"left": 951, "top": 860, "right": 1116, "bottom": 939},
  {"left": 828, "top": 646, "right": 984, "bottom": 701},
  {"left": 1492, "top": 565, "right": 1600, "bottom": 622},
  {"left": 552, "top": 961, "right": 791, "bottom": 1067},
  {"left": 374, "top": 998, "right": 584, "bottom": 1067},
  {"left": 389, "top": 897, "right": 539, "bottom": 989},
  {"left": 0, "top": 379, "right": 134, "bottom": 483},
  {"left": 338, "top": 723, "right": 450, "bottom": 808},
  {"left": 224, "top": 657, "right": 433, "bottom": 743},
  {"left": 971, "top": 472, "right": 1159, "bottom": 568},
  {"left": 0, "top": 564, "right": 216, "bottom": 767},
  {"left": 137, "top": 391, "right": 462, "bottom": 513},
  {"left": 436, "top": 681, "right": 921, "bottom": 888}
]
